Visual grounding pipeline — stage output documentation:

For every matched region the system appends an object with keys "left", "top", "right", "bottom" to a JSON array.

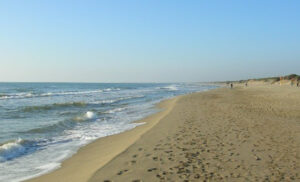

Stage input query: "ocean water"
[{"left": 0, "top": 82, "right": 217, "bottom": 181}]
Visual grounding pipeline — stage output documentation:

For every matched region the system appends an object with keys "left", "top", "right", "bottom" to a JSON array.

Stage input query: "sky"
[{"left": 0, "top": 0, "right": 300, "bottom": 82}]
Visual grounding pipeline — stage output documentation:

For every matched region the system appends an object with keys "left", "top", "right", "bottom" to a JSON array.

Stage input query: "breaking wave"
[
  {"left": 0, "top": 88, "right": 121, "bottom": 100},
  {"left": 90, "top": 95, "right": 145, "bottom": 105},
  {"left": 24, "top": 111, "right": 98, "bottom": 134},
  {"left": 104, "top": 107, "right": 126, "bottom": 114},
  {"left": 0, "top": 138, "right": 38, "bottom": 162},
  {"left": 73, "top": 111, "right": 97, "bottom": 121},
  {"left": 156, "top": 85, "right": 179, "bottom": 91},
  {"left": 22, "top": 102, "right": 87, "bottom": 112},
  {"left": 0, "top": 92, "right": 34, "bottom": 100}
]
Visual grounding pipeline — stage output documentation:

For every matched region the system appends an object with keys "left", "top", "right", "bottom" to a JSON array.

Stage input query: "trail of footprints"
[
  {"left": 102, "top": 119, "right": 234, "bottom": 181},
  {"left": 104, "top": 113, "right": 298, "bottom": 181},
  {"left": 102, "top": 92, "right": 299, "bottom": 181}
]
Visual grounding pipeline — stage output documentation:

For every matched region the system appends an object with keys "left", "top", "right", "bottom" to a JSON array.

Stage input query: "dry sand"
[{"left": 28, "top": 85, "right": 300, "bottom": 182}]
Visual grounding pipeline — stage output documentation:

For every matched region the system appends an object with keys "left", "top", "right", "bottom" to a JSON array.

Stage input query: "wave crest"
[
  {"left": 73, "top": 111, "right": 97, "bottom": 121},
  {"left": 0, "top": 138, "right": 35, "bottom": 162},
  {"left": 23, "top": 102, "right": 86, "bottom": 112},
  {"left": 156, "top": 85, "right": 178, "bottom": 91},
  {"left": 0, "top": 88, "right": 120, "bottom": 100}
]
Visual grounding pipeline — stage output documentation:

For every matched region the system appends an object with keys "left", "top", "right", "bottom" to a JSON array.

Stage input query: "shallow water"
[{"left": 0, "top": 82, "right": 216, "bottom": 181}]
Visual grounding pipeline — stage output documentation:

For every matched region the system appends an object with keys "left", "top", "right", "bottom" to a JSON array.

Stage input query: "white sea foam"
[
  {"left": 40, "top": 90, "right": 104, "bottom": 97},
  {"left": 36, "top": 162, "right": 60, "bottom": 170},
  {"left": 85, "top": 111, "right": 96, "bottom": 119},
  {"left": 0, "top": 92, "right": 34, "bottom": 100},
  {"left": 164, "top": 85, "right": 178, "bottom": 91},
  {"left": 0, "top": 89, "right": 106, "bottom": 100},
  {"left": 90, "top": 99, "right": 117, "bottom": 104},
  {"left": 0, "top": 90, "right": 142, "bottom": 101},
  {"left": 156, "top": 85, "right": 179, "bottom": 91},
  {"left": 104, "top": 107, "right": 126, "bottom": 114},
  {"left": 90, "top": 95, "right": 145, "bottom": 105},
  {"left": 72, "top": 111, "right": 97, "bottom": 121}
]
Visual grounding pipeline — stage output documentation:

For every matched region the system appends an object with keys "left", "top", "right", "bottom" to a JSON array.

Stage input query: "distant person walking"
[
  {"left": 230, "top": 83, "right": 233, "bottom": 89},
  {"left": 245, "top": 82, "right": 248, "bottom": 87},
  {"left": 297, "top": 81, "right": 299, "bottom": 87}
]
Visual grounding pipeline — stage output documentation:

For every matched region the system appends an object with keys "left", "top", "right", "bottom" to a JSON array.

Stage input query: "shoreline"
[
  {"left": 27, "top": 84, "right": 300, "bottom": 181},
  {"left": 26, "top": 94, "right": 182, "bottom": 182}
]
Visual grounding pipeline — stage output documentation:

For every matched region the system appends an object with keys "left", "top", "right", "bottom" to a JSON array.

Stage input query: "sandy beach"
[
  {"left": 28, "top": 85, "right": 300, "bottom": 182},
  {"left": 3, "top": 1, "right": 300, "bottom": 181}
]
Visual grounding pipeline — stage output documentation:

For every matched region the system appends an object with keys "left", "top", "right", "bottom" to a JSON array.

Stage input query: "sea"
[{"left": 0, "top": 82, "right": 217, "bottom": 181}]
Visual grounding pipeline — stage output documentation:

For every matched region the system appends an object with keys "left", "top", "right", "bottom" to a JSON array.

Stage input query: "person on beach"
[
  {"left": 297, "top": 81, "right": 299, "bottom": 87},
  {"left": 245, "top": 82, "right": 248, "bottom": 87},
  {"left": 230, "top": 83, "right": 233, "bottom": 89}
]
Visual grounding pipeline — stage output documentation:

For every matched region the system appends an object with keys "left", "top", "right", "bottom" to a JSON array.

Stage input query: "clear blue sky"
[{"left": 0, "top": 0, "right": 299, "bottom": 82}]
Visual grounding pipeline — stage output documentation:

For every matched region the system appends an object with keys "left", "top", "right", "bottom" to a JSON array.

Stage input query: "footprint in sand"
[
  {"left": 117, "top": 169, "right": 129, "bottom": 175},
  {"left": 117, "top": 171, "right": 123, "bottom": 175},
  {"left": 147, "top": 168, "right": 157, "bottom": 172}
]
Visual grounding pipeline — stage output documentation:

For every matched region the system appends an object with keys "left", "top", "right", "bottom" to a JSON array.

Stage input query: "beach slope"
[
  {"left": 29, "top": 85, "right": 300, "bottom": 181},
  {"left": 89, "top": 86, "right": 300, "bottom": 181},
  {"left": 27, "top": 98, "right": 179, "bottom": 182}
]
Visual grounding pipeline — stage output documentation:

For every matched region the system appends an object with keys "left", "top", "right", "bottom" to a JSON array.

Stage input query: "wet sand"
[
  {"left": 27, "top": 98, "right": 179, "bottom": 182},
  {"left": 28, "top": 85, "right": 300, "bottom": 181}
]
